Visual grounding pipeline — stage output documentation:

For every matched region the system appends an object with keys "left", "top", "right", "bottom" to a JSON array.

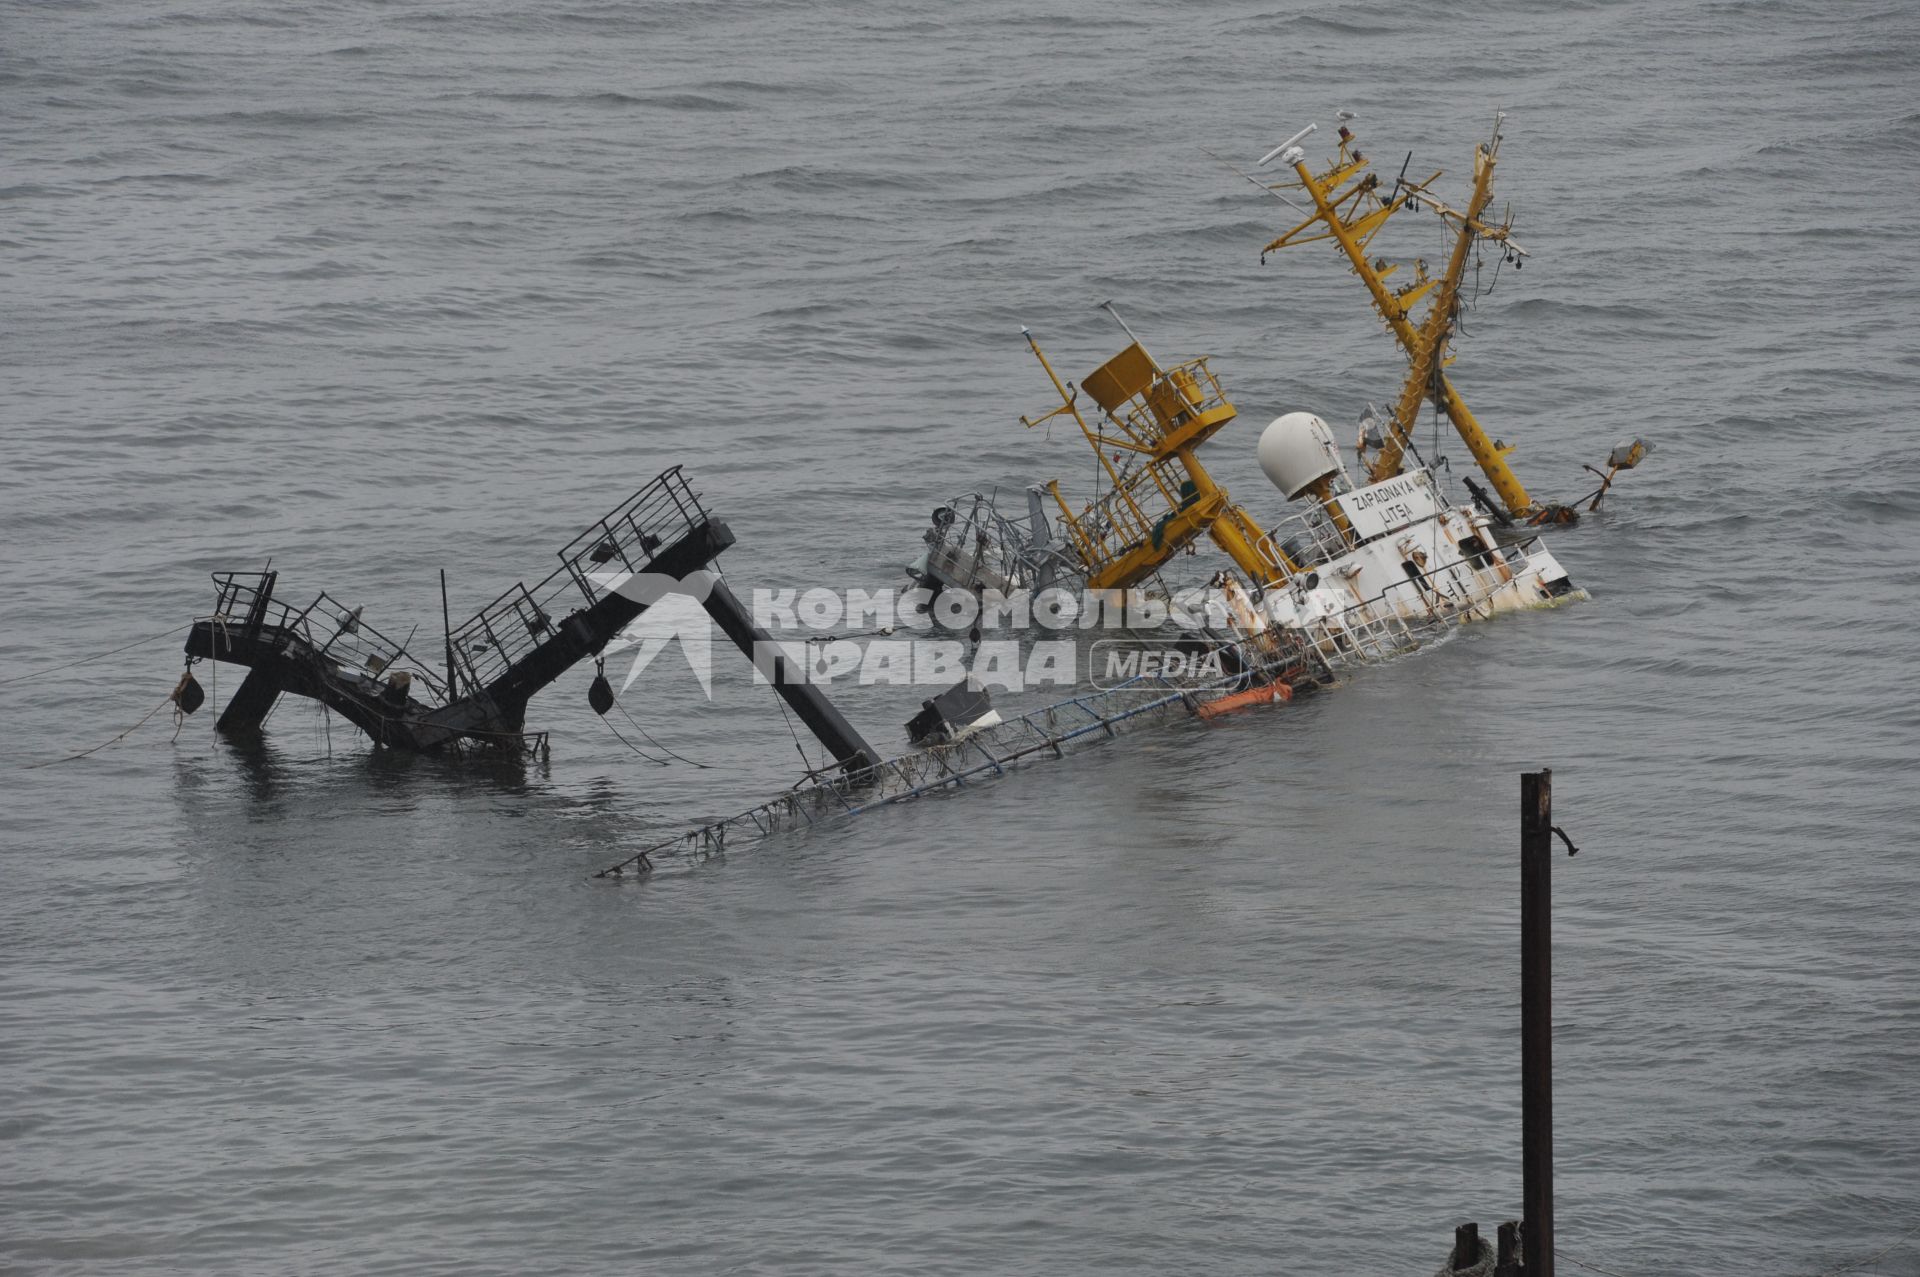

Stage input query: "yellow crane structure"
[
  {"left": 1257, "top": 114, "right": 1547, "bottom": 520},
  {"left": 1018, "top": 310, "right": 1298, "bottom": 593}
]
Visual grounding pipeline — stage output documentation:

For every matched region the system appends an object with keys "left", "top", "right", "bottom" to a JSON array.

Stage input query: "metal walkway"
[
  {"left": 183, "top": 466, "right": 876, "bottom": 770},
  {"left": 593, "top": 666, "right": 1306, "bottom": 879}
]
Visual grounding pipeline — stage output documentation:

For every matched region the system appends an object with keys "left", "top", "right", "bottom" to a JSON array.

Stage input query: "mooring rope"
[
  {"left": 597, "top": 709, "right": 669, "bottom": 766},
  {"left": 23, "top": 692, "right": 176, "bottom": 769},
  {"left": 0, "top": 623, "right": 193, "bottom": 688},
  {"left": 771, "top": 690, "right": 818, "bottom": 774},
  {"left": 1554, "top": 1251, "right": 1636, "bottom": 1277},
  {"left": 613, "top": 699, "right": 709, "bottom": 768}
]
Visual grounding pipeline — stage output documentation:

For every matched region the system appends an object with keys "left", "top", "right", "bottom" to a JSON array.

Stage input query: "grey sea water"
[{"left": 4, "top": 1, "right": 1918, "bottom": 1273}]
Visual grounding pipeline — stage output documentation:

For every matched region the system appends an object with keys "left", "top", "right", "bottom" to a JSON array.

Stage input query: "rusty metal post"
[
  {"left": 1521, "top": 770, "right": 1555, "bottom": 1275},
  {"left": 1496, "top": 1220, "right": 1520, "bottom": 1276},
  {"left": 1452, "top": 1221, "right": 1482, "bottom": 1270},
  {"left": 441, "top": 569, "right": 458, "bottom": 699}
]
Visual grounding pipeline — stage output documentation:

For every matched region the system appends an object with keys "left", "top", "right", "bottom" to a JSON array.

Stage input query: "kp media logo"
[
  {"left": 585, "top": 572, "right": 1250, "bottom": 699},
  {"left": 1088, "top": 639, "right": 1230, "bottom": 690},
  {"left": 593, "top": 570, "right": 716, "bottom": 696}
]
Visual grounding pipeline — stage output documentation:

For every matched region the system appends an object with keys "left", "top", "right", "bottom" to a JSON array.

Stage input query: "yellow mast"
[
  {"left": 1020, "top": 321, "right": 1293, "bottom": 592},
  {"left": 1260, "top": 117, "right": 1538, "bottom": 517},
  {"left": 1373, "top": 124, "right": 1505, "bottom": 484}
]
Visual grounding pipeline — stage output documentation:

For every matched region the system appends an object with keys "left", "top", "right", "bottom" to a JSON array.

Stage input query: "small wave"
[
  {"left": 742, "top": 164, "right": 937, "bottom": 195},
  {"left": 473, "top": 88, "right": 741, "bottom": 112},
  {"left": 278, "top": 261, "right": 361, "bottom": 281},
  {"left": 1753, "top": 44, "right": 1916, "bottom": 80},
  {"left": 189, "top": 107, "right": 373, "bottom": 130},
  {"left": 696, "top": 77, "right": 845, "bottom": 101},
  {"left": 876, "top": 330, "right": 944, "bottom": 352},
  {"left": 0, "top": 70, "right": 83, "bottom": 91},
  {"left": 995, "top": 11, "right": 1150, "bottom": 31},
  {"left": 1808, "top": 486, "right": 1920, "bottom": 525},
  {"left": 133, "top": 9, "right": 298, "bottom": 28},
  {"left": 1778, "top": 224, "right": 1900, "bottom": 241},
  {"left": 669, "top": 208, "right": 759, "bottom": 228},
  {"left": 111, "top": 76, "right": 204, "bottom": 100},
  {"left": 1856, "top": 109, "right": 1920, "bottom": 155},
  {"left": 1289, "top": 14, "right": 1396, "bottom": 36},
  {"left": 388, "top": 11, "right": 456, "bottom": 29},
  {"left": 89, "top": 172, "right": 228, "bottom": 188},
  {"left": 1697, "top": 0, "right": 1795, "bottom": 12},
  {"left": 565, "top": 249, "right": 657, "bottom": 269},
  {"left": 853, "top": 19, "right": 942, "bottom": 36},
  {"left": 631, "top": 92, "right": 743, "bottom": 113},
  {"left": 754, "top": 301, "right": 842, "bottom": 323},
  {"left": 554, "top": 10, "right": 646, "bottom": 29},
  {"left": 1503, "top": 298, "right": 1660, "bottom": 322}
]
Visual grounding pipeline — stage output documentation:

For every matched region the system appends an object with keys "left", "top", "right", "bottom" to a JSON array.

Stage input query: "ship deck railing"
[
  {"left": 591, "top": 529, "right": 1552, "bottom": 879},
  {"left": 594, "top": 670, "right": 1234, "bottom": 879},
  {"left": 1056, "top": 457, "right": 1200, "bottom": 578},
  {"left": 1110, "top": 356, "right": 1231, "bottom": 445},
  {"left": 199, "top": 571, "right": 451, "bottom": 701},
  {"left": 921, "top": 491, "right": 1047, "bottom": 594},
  {"left": 448, "top": 467, "right": 714, "bottom": 692},
  {"left": 556, "top": 464, "right": 711, "bottom": 602},
  {"left": 1294, "top": 534, "right": 1553, "bottom": 668},
  {"left": 1255, "top": 503, "right": 1352, "bottom": 574}
]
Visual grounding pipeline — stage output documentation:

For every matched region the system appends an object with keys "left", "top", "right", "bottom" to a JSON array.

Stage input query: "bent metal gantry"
[{"left": 183, "top": 467, "right": 877, "bottom": 770}]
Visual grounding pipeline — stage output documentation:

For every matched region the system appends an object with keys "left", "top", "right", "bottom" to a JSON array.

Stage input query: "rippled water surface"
[{"left": 4, "top": 1, "right": 1919, "bottom": 1273}]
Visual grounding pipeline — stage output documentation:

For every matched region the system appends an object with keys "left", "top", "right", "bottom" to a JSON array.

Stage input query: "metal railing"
[
  {"left": 1055, "top": 458, "right": 1202, "bottom": 578},
  {"left": 197, "top": 468, "right": 716, "bottom": 710},
  {"left": 557, "top": 465, "right": 711, "bottom": 606},
  {"left": 443, "top": 467, "right": 715, "bottom": 692},
  {"left": 918, "top": 490, "right": 1077, "bottom": 595},
  {"left": 594, "top": 669, "right": 1245, "bottom": 878},
  {"left": 206, "top": 572, "right": 304, "bottom": 640},
  {"left": 448, "top": 578, "right": 563, "bottom": 692},
  {"left": 1255, "top": 502, "right": 1351, "bottom": 573},
  {"left": 200, "top": 572, "right": 449, "bottom": 700},
  {"left": 593, "top": 528, "right": 1555, "bottom": 879},
  {"left": 1289, "top": 535, "right": 1551, "bottom": 669},
  {"left": 1112, "top": 356, "right": 1231, "bottom": 441}
]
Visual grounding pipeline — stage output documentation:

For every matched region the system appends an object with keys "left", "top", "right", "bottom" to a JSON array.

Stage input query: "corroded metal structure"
[{"left": 184, "top": 467, "right": 878, "bottom": 771}]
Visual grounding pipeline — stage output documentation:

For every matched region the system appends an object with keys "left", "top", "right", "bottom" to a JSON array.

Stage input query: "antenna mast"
[{"left": 1257, "top": 114, "right": 1540, "bottom": 519}]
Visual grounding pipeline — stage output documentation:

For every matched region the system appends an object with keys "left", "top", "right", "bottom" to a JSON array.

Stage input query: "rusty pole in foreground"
[{"left": 1520, "top": 769, "right": 1555, "bottom": 1276}]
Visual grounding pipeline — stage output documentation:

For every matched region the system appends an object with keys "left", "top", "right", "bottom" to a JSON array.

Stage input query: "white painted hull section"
[{"left": 1238, "top": 469, "right": 1578, "bottom": 666}]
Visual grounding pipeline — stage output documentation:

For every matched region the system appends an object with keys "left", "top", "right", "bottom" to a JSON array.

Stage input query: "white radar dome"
[{"left": 1257, "top": 412, "right": 1345, "bottom": 499}]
